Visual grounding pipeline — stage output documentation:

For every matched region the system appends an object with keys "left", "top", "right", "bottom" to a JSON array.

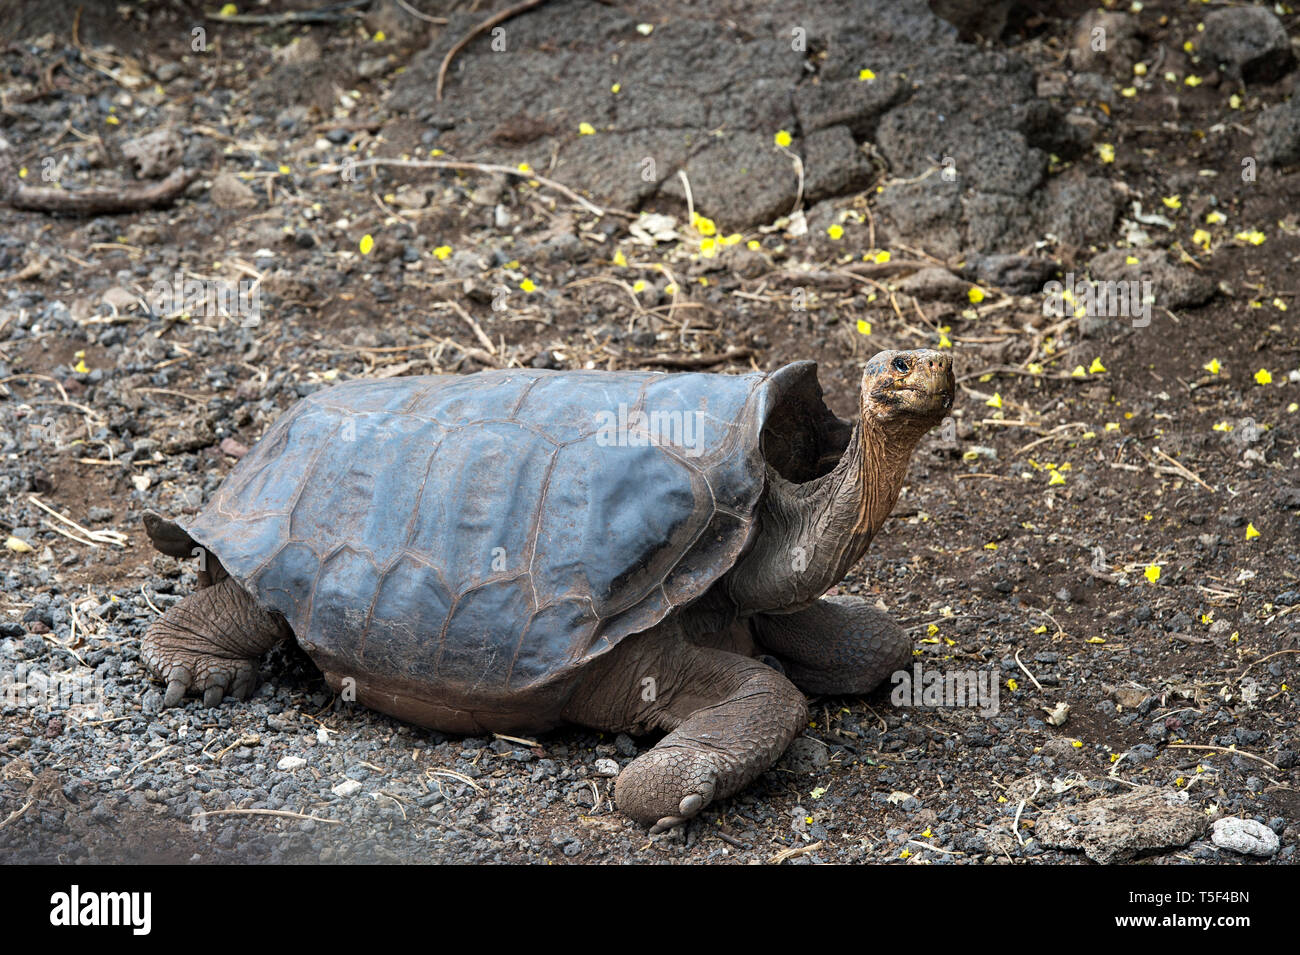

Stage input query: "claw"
[
  {"left": 649, "top": 815, "right": 688, "bottom": 835},
  {"left": 203, "top": 685, "right": 225, "bottom": 707},
  {"left": 163, "top": 677, "right": 189, "bottom": 708},
  {"left": 648, "top": 793, "right": 706, "bottom": 834}
]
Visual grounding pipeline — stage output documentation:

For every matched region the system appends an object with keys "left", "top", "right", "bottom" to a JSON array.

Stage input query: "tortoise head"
[{"left": 860, "top": 348, "right": 954, "bottom": 428}]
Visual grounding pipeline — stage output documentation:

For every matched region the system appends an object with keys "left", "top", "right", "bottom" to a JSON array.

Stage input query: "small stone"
[
  {"left": 211, "top": 172, "right": 258, "bottom": 210},
  {"left": 778, "top": 737, "right": 829, "bottom": 774},
  {"left": 593, "top": 758, "right": 620, "bottom": 777},
  {"left": 1211, "top": 817, "right": 1280, "bottom": 857},
  {"left": 332, "top": 779, "right": 362, "bottom": 797},
  {"left": 277, "top": 756, "right": 307, "bottom": 771}
]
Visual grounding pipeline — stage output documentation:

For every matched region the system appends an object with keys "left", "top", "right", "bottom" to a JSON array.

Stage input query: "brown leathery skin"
[
  {"left": 140, "top": 576, "right": 288, "bottom": 707},
  {"left": 752, "top": 595, "right": 913, "bottom": 696}
]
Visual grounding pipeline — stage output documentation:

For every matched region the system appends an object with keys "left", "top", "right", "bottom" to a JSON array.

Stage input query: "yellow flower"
[
  {"left": 1089, "top": 357, "right": 1106, "bottom": 374},
  {"left": 1255, "top": 368, "right": 1273, "bottom": 385},
  {"left": 1133, "top": 63, "right": 1147, "bottom": 76},
  {"left": 873, "top": 250, "right": 891, "bottom": 263},
  {"left": 1235, "top": 230, "right": 1266, "bottom": 245},
  {"left": 1192, "top": 228, "right": 1211, "bottom": 251},
  {"left": 1027, "top": 362, "right": 1043, "bottom": 374},
  {"left": 1204, "top": 358, "right": 1221, "bottom": 374},
  {"left": 859, "top": 68, "right": 876, "bottom": 81},
  {"left": 691, "top": 213, "right": 716, "bottom": 236},
  {"left": 373, "top": 30, "right": 386, "bottom": 42},
  {"left": 359, "top": 234, "right": 374, "bottom": 255},
  {"left": 1120, "top": 87, "right": 1137, "bottom": 98},
  {"left": 1144, "top": 564, "right": 1161, "bottom": 583},
  {"left": 578, "top": 122, "right": 596, "bottom": 135},
  {"left": 432, "top": 245, "right": 452, "bottom": 260},
  {"left": 632, "top": 279, "right": 647, "bottom": 293},
  {"left": 1007, "top": 678, "right": 1019, "bottom": 691},
  {"left": 1098, "top": 143, "right": 1115, "bottom": 163},
  {"left": 722, "top": 233, "right": 742, "bottom": 246},
  {"left": 747, "top": 239, "right": 761, "bottom": 251},
  {"left": 938, "top": 333, "right": 952, "bottom": 349},
  {"left": 105, "top": 115, "right": 120, "bottom": 125},
  {"left": 1125, "top": 255, "right": 1140, "bottom": 265},
  {"left": 1273, "top": 298, "right": 1288, "bottom": 311},
  {"left": 1162, "top": 195, "right": 1182, "bottom": 210},
  {"left": 610, "top": 83, "right": 621, "bottom": 94},
  {"left": 827, "top": 224, "right": 844, "bottom": 240},
  {"left": 1184, "top": 75, "right": 1202, "bottom": 87},
  {"left": 517, "top": 162, "right": 533, "bottom": 174},
  {"left": 968, "top": 287, "right": 985, "bottom": 304},
  {"left": 1071, "top": 740, "right": 1083, "bottom": 749},
  {"left": 219, "top": 3, "right": 237, "bottom": 16},
  {"left": 986, "top": 393, "right": 1002, "bottom": 408},
  {"left": 74, "top": 358, "right": 90, "bottom": 374},
  {"left": 1246, "top": 523, "right": 1260, "bottom": 540},
  {"left": 1206, "top": 211, "right": 1226, "bottom": 224},
  {"left": 856, "top": 320, "right": 872, "bottom": 335},
  {"left": 699, "top": 237, "right": 717, "bottom": 258},
  {"left": 1049, "top": 471, "right": 1066, "bottom": 486},
  {"left": 520, "top": 278, "right": 537, "bottom": 293},
  {"left": 612, "top": 250, "right": 627, "bottom": 266},
  {"left": 278, "top": 164, "right": 291, "bottom": 175},
  {"left": 1071, "top": 365, "right": 1087, "bottom": 378},
  {"left": 774, "top": 129, "right": 793, "bottom": 148},
  {"left": 1228, "top": 93, "right": 1242, "bottom": 109}
]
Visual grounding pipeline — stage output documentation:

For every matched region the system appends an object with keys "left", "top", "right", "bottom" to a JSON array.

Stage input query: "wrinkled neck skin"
[{"left": 727, "top": 407, "right": 935, "bottom": 615}]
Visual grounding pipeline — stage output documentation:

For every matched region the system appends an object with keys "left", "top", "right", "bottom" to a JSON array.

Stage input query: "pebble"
[
  {"left": 277, "top": 756, "right": 307, "bottom": 771},
  {"left": 331, "top": 779, "right": 362, "bottom": 798},
  {"left": 593, "top": 758, "right": 620, "bottom": 777}
]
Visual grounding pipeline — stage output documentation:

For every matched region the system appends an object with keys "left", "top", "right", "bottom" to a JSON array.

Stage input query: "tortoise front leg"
[
  {"left": 563, "top": 627, "right": 807, "bottom": 832},
  {"left": 141, "top": 576, "right": 288, "bottom": 707},
  {"left": 752, "top": 595, "right": 912, "bottom": 696}
]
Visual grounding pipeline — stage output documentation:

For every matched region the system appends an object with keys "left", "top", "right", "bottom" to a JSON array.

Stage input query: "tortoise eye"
[{"left": 891, "top": 356, "right": 910, "bottom": 373}]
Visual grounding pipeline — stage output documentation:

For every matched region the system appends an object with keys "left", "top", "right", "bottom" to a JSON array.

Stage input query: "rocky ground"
[{"left": 0, "top": 0, "right": 1297, "bottom": 864}]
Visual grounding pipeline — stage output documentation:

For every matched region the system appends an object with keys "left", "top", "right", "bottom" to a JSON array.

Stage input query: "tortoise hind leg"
[
  {"left": 562, "top": 626, "right": 807, "bottom": 832},
  {"left": 142, "top": 576, "right": 288, "bottom": 707},
  {"left": 752, "top": 595, "right": 912, "bottom": 696}
]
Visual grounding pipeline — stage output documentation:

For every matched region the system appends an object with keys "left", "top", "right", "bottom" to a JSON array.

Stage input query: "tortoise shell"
[{"left": 180, "top": 361, "right": 843, "bottom": 705}]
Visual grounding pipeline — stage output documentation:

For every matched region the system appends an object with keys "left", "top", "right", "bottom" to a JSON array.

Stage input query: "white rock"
[
  {"left": 332, "top": 779, "right": 362, "bottom": 798},
  {"left": 1211, "top": 817, "right": 1279, "bottom": 856},
  {"left": 594, "top": 758, "right": 620, "bottom": 777},
  {"left": 277, "top": 756, "right": 307, "bottom": 771}
]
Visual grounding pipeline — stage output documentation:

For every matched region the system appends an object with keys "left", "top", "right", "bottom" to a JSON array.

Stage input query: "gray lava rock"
[
  {"left": 1255, "top": 97, "right": 1300, "bottom": 167},
  {"left": 1211, "top": 817, "right": 1280, "bottom": 857},
  {"left": 1036, "top": 788, "right": 1207, "bottom": 864},
  {"left": 778, "top": 737, "right": 830, "bottom": 774},
  {"left": 1202, "top": 7, "right": 1294, "bottom": 84}
]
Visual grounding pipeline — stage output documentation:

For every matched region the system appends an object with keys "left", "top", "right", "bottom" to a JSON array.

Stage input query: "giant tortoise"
[{"left": 140, "top": 348, "right": 954, "bottom": 830}]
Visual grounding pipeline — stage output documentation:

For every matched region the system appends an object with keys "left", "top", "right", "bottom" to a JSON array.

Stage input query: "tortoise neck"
[{"left": 847, "top": 413, "right": 929, "bottom": 547}]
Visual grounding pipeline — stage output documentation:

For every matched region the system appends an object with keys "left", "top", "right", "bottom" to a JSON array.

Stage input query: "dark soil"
[{"left": 0, "top": 0, "right": 1296, "bottom": 864}]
